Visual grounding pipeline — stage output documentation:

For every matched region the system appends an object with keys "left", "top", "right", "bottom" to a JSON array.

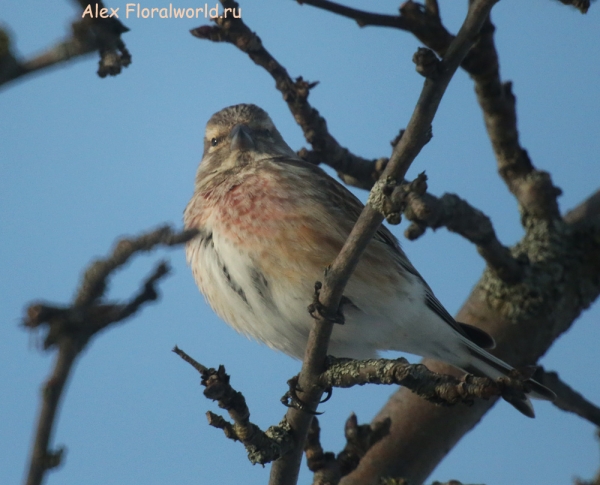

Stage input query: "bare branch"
[
  {"left": 370, "top": 172, "right": 524, "bottom": 283},
  {"left": 269, "top": 2, "right": 500, "bottom": 484},
  {"left": 173, "top": 347, "right": 293, "bottom": 465},
  {"left": 74, "top": 225, "right": 198, "bottom": 307},
  {"left": 295, "top": 1, "right": 566, "bottom": 226},
  {"left": 0, "top": 2, "right": 130, "bottom": 88},
  {"left": 469, "top": 18, "right": 562, "bottom": 226},
  {"left": 555, "top": 0, "right": 592, "bottom": 14},
  {"left": 534, "top": 367, "right": 600, "bottom": 427},
  {"left": 295, "top": 0, "right": 409, "bottom": 29},
  {"left": 296, "top": 0, "right": 456, "bottom": 57},
  {"left": 22, "top": 226, "right": 195, "bottom": 485},
  {"left": 190, "top": 0, "right": 384, "bottom": 190},
  {"left": 305, "top": 415, "right": 390, "bottom": 485},
  {"left": 564, "top": 188, "right": 600, "bottom": 224}
]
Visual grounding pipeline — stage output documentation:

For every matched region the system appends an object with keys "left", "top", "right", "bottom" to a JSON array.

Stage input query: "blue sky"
[{"left": 1, "top": 1, "right": 599, "bottom": 484}]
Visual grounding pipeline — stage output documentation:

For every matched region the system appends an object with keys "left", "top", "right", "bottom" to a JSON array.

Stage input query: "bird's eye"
[{"left": 211, "top": 137, "right": 219, "bottom": 147}]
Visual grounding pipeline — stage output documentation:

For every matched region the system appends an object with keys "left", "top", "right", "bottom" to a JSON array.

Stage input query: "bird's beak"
[{"left": 230, "top": 124, "right": 255, "bottom": 152}]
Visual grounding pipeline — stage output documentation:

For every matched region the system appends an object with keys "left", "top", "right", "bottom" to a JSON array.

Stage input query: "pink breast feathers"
[{"left": 215, "top": 174, "right": 292, "bottom": 244}]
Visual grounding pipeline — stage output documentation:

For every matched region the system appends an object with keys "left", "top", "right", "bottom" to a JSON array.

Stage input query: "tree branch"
[
  {"left": 0, "top": 1, "right": 130, "bottom": 88},
  {"left": 268, "top": 2, "right": 500, "bottom": 484},
  {"left": 341, "top": 190, "right": 600, "bottom": 485},
  {"left": 534, "top": 367, "right": 600, "bottom": 427},
  {"left": 555, "top": 0, "right": 592, "bottom": 14},
  {"left": 305, "top": 415, "right": 390, "bottom": 485},
  {"left": 371, "top": 172, "right": 524, "bottom": 283},
  {"left": 319, "top": 356, "right": 529, "bottom": 407},
  {"left": 296, "top": 1, "right": 567, "bottom": 228},
  {"left": 22, "top": 226, "right": 196, "bottom": 485},
  {"left": 190, "top": 0, "right": 385, "bottom": 190},
  {"left": 173, "top": 346, "right": 294, "bottom": 465},
  {"left": 469, "top": 18, "right": 562, "bottom": 227},
  {"left": 564, "top": 188, "right": 600, "bottom": 224},
  {"left": 295, "top": 0, "right": 409, "bottom": 29},
  {"left": 296, "top": 0, "right": 456, "bottom": 57}
]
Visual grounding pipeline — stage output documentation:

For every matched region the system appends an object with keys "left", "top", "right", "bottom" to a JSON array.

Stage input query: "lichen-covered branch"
[
  {"left": 534, "top": 367, "right": 600, "bottom": 427},
  {"left": 190, "top": 0, "right": 384, "bottom": 190},
  {"left": 22, "top": 226, "right": 195, "bottom": 485},
  {"left": 320, "top": 356, "right": 527, "bottom": 408},
  {"left": 341, "top": 191, "right": 600, "bottom": 485},
  {"left": 0, "top": 1, "right": 130, "bottom": 88},
  {"left": 173, "top": 347, "right": 294, "bottom": 465},
  {"left": 305, "top": 415, "right": 390, "bottom": 485}
]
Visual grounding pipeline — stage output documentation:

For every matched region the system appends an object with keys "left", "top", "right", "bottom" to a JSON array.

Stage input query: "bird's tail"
[{"left": 460, "top": 339, "right": 555, "bottom": 418}]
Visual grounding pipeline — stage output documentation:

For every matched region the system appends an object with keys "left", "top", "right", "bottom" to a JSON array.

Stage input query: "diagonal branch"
[
  {"left": 564, "top": 188, "right": 600, "bottom": 224},
  {"left": 22, "top": 226, "right": 196, "bottom": 485},
  {"left": 268, "top": 2, "right": 500, "bottom": 484},
  {"left": 295, "top": 0, "right": 409, "bottom": 29},
  {"left": 534, "top": 367, "right": 600, "bottom": 427},
  {"left": 190, "top": 0, "right": 384, "bottom": 190}
]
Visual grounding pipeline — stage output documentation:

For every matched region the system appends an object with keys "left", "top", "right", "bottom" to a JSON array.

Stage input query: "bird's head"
[{"left": 201, "top": 104, "right": 297, "bottom": 172}]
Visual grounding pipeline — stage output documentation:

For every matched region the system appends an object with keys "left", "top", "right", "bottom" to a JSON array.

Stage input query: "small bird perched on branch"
[{"left": 184, "top": 103, "right": 554, "bottom": 417}]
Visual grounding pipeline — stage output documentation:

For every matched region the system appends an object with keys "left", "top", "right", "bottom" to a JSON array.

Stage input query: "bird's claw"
[
  {"left": 319, "top": 386, "right": 333, "bottom": 403},
  {"left": 307, "top": 281, "right": 345, "bottom": 325},
  {"left": 280, "top": 376, "right": 325, "bottom": 415}
]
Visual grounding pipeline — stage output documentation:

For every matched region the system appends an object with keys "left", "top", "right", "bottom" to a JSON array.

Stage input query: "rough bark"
[{"left": 341, "top": 191, "right": 600, "bottom": 485}]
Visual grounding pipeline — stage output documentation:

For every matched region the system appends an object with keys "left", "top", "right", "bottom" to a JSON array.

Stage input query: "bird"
[{"left": 184, "top": 103, "right": 555, "bottom": 417}]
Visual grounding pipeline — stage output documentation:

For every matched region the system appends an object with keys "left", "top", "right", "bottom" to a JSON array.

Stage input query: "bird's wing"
[{"left": 271, "top": 157, "right": 493, "bottom": 347}]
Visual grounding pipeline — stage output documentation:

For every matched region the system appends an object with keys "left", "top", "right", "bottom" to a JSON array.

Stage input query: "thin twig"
[
  {"left": 173, "top": 347, "right": 293, "bottom": 465},
  {"left": 296, "top": 0, "right": 408, "bottom": 29},
  {"left": 22, "top": 226, "right": 196, "bottom": 485},
  {"left": 269, "top": 2, "right": 499, "bottom": 484}
]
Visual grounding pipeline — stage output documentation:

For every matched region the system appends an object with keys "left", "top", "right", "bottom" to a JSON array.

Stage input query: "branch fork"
[{"left": 173, "top": 347, "right": 294, "bottom": 466}]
